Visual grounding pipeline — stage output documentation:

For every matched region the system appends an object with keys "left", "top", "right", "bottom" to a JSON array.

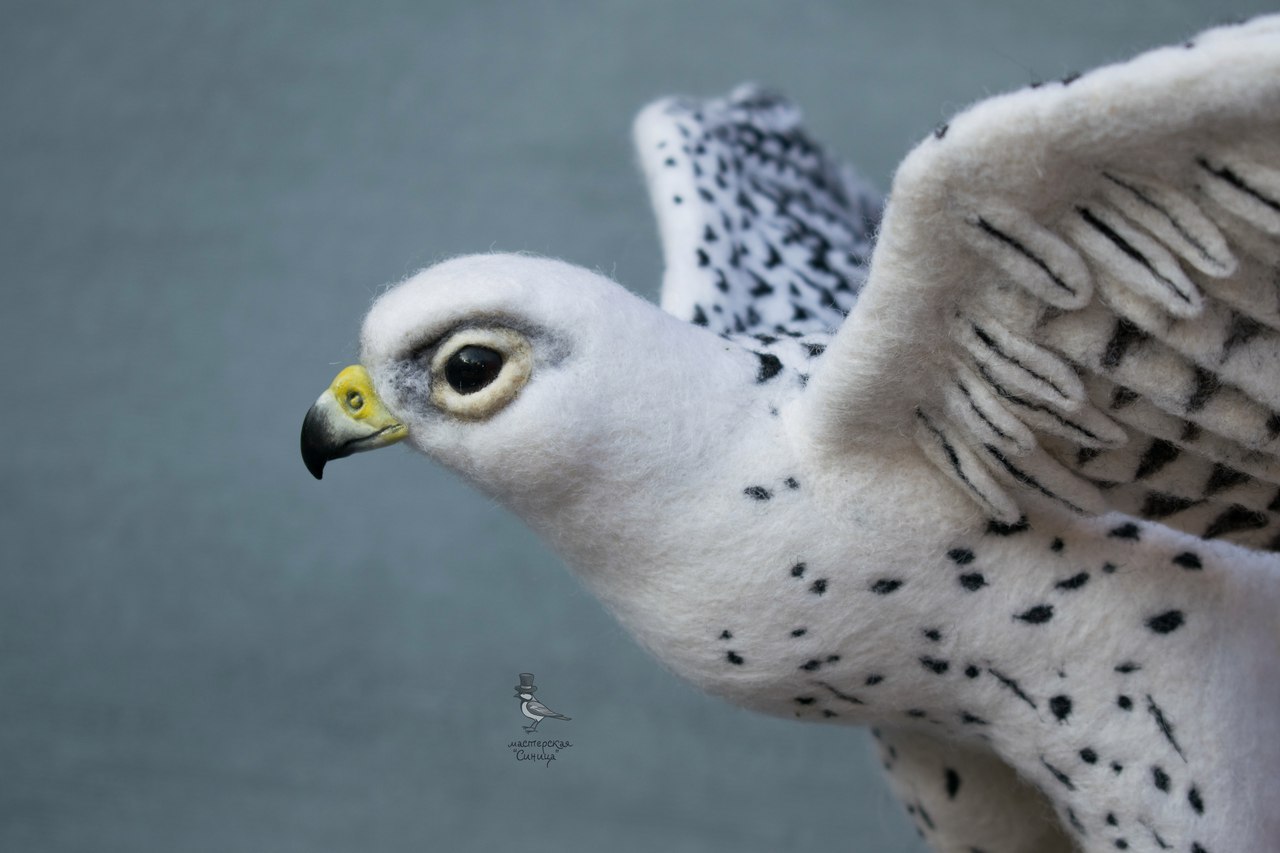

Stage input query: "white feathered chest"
[{"left": 302, "top": 17, "right": 1280, "bottom": 853}]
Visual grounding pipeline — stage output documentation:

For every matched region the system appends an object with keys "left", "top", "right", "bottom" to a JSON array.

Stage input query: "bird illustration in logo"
[{"left": 514, "top": 673, "right": 571, "bottom": 733}]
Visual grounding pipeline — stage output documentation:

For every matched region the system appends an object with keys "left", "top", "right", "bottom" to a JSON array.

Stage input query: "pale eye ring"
[
  {"left": 444, "top": 345, "right": 504, "bottom": 394},
  {"left": 429, "top": 327, "right": 532, "bottom": 419}
]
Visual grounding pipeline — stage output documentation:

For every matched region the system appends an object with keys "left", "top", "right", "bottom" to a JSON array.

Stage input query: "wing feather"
[
  {"left": 799, "top": 15, "right": 1280, "bottom": 549},
  {"left": 634, "top": 85, "right": 880, "bottom": 337}
]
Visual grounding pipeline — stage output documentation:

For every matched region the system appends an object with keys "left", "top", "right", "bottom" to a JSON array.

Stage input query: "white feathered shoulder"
[{"left": 780, "top": 17, "right": 1280, "bottom": 546}]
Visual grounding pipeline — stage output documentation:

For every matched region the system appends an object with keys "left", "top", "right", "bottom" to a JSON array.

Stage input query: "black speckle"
[
  {"left": 959, "top": 573, "right": 987, "bottom": 591},
  {"left": 1152, "top": 766, "right": 1170, "bottom": 792},
  {"left": 1049, "top": 694, "right": 1073, "bottom": 722},
  {"left": 821, "top": 709, "right": 837, "bottom": 718},
  {"left": 754, "top": 352, "right": 783, "bottom": 383},
  {"left": 1111, "top": 762, "right": 1124, "bottom": 774},
  {"left": 1106, "top": 813, "right": 1118, "bottom": 826},
  {"left": 933, "top": 122, "right": 949, "bottom": 139},
  {"left": 744, "top": 486, "right": 772, "bottom": 501},
  {"left": 790, "top": 562, "right": 806, "bottom": 578},
  {"left": 964, "top": 665, "right": 980, "bottom": 679},
  {"left": 790, "top": 627, "right": 807, "bottom": 637},
  {"left": 1041, "top": 757, "right": 1075, "bottom": 790},
  {"left": 865, "top": 674, "right": 884, "bottom": 686},
  {"left": 989, "top": 668, "right": 1038, "bottom": 710},
  {"left": 905, "top": 709, "right": 927, "bottom": 719},
  {"left": 1109, "top": 522, "right": 1141, "bottom": 540},
  {"left": 1192, "top": 845, "right": 1209, "bottom": 853},
  {"left": 871, "top": 579, "right": 903, "bottom": 595},
  {"left": 816, "top": 680, "right": 863, "bottom": 706},
  {"left": 672, "top": 195, "right": 683, "bottom": 205},
  {"left": 944, "top": 767, "right": 961, "bottom": 799},
  {"left": 1102, "top": 562, "right": 1117, "bottom": 574},
  {"left": 794, "top": 696, "right": 815, "bottom": 705},
  {"left": 1016, "top": 605, "right": 1055, "bottom": 624},
  {"left": 719, "top": 629, "right": 733, "bottom": 640},
  {"left": 826, "top": 654, "right": 840, "bottom": 663},
  {"left": 803, "top": 343, "right": 826, "bottom": 358},
  {"left": 1146, "top": 610, "right": 1184, "bottom": 634},
  {"left": 800, "top": 659, "right": 822, "bottom": 672},
  {"left": 726, "top": 651, "right": 744, "bottom": 665},
  {"left": 784, "top": 477, "right": 800, "bottom": 489},
  {"left": 1114, "top": 661, "right": 1141, "bottom": 674},
  {"left": 947, "top": 548, "right": 975, "bottom": 565},
  {"left": 1172, "top": 552, "right": 1202, "bottom": 570},
  {"left": 987, "top": 516, "right": 1030, "bottom": 535},
  {"left": 1051, "top": 537, "right": 1065, "bottom": 552},
  {"left": 1055, "top": 572, "right": 1090, "bottom": 591},
  {"left": 810, "top": 578, "right": 828, "bottom": 595},
  {"left": 1060, "top": 71, "right": 1081, "bottom": 85},
  {"left": 922, "top": 628, "right": 942, "bottom": 642},
  {"left": 960, "top": 711, "right": 988, "bottom": 725},
  {"left": 1188, "top": 786, "right": 1204, "bottom": 815},
  {"left": 1146, "top": 694, "right": 1186, "bottom": 760},
  {"left": 1080, "top": 747, "right": 1098, "bottom": 764},
  {"left": 920, "top": 656, "right": 950, "bottom": 675},
  {"left": 1115, "top": 841, "right": 1128, "bottom": 850},
  {"left": 1117, "top": 695, "right": 1133, "bottom": 711}
]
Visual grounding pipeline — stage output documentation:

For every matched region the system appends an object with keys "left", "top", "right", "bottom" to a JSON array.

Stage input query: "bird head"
[{"left": 302, "top": 253, "right": 755, "bottom": 531}]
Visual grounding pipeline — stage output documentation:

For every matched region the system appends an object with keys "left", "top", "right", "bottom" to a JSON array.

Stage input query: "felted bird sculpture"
[{"left": 301, "top": 17, "right": 1280, "bottom": 852}]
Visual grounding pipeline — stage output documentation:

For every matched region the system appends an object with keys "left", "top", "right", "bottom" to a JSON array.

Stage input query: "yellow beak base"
[{"left": 301, "top": 365, "right": 407, "bottom": 479}]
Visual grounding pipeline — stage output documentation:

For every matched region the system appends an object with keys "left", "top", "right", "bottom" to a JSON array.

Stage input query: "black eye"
[{"left": 444, "top": 345, "right": 504, "bottom": 394}]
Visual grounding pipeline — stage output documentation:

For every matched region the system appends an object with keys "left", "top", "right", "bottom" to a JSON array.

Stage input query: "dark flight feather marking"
[
  {"left": 1102, "top": 172, "right": 1220, "bottom": 265},
  {"left": 1197, "top": 156, "right": 1280, "bottom": 213},
  {"left": 1134, "top": 439, "right": 1180, "bottom": 480},
  {"left": 1078, "top": 206, "right": 1192, "bottom": 304},
  {"left": 1101, "top": 319, "right": 1150, "bottom": 369},
  {"left": 974, "top": 217, "right": 1076, "bottom": 296},
  {"left": 971, "top": 323, "right": 1070, "bottom": 399},
  {"left": 983, "top": 444, "right": 1088, "bottom": 514}
]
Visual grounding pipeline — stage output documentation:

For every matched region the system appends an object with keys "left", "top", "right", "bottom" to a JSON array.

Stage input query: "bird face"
[{"left": 303, "top": 253, "right": 732, "bottom": 518}]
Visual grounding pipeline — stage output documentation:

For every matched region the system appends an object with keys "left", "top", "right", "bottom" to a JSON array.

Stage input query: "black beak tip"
[
  {"left": 305, "top": 455, "right": 326, "bottom": 480},
  {"left": 300, "top": 409, "right": 329, "bottom": 480}
]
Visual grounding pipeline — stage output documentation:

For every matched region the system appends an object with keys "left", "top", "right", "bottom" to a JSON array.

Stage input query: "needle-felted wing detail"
[
  {"left": 802, "top": 17, "right": 1280, "bottom": 549},
  {"left": 635, "top": 85, "right": 881, "bottom": 338}
]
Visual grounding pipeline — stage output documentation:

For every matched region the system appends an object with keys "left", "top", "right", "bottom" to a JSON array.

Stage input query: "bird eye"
[
  {"left": 427, "top": 327, "right": 534, "bottom": 420},
  {"left": 445, "top": 345, "right": 504, "bottom": 395}
]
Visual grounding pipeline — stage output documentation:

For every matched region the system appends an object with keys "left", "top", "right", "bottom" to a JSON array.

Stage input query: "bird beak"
[{"left": 301, "top": 365, "right": 407, "bottom": 480}]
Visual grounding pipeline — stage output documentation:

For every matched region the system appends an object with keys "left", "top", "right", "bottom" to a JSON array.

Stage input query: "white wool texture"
[{"left": 349, "top": 16, "right": 1280, "bottom": 853}]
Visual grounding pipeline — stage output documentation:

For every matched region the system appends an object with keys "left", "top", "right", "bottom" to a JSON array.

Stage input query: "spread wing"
[
  {"left": 799, "top": 16, "right": 1280, "bottom": 549},
  {"left": 634, "top": 84, "right": 881, "bottom": 338}
]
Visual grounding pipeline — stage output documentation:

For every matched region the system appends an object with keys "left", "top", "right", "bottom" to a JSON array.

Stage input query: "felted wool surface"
[{"left": 327, "top": 16, "right": 1280, "bottom": 853}]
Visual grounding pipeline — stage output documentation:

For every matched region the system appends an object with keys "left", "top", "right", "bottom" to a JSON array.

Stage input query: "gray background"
[{"left": 2, "top": 2, "right": 1271, "bottom": 851}]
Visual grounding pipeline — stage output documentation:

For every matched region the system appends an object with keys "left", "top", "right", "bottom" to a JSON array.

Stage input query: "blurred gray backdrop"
[{"left": 2, "top": 2, "right": 1270, "bottom": 851}]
